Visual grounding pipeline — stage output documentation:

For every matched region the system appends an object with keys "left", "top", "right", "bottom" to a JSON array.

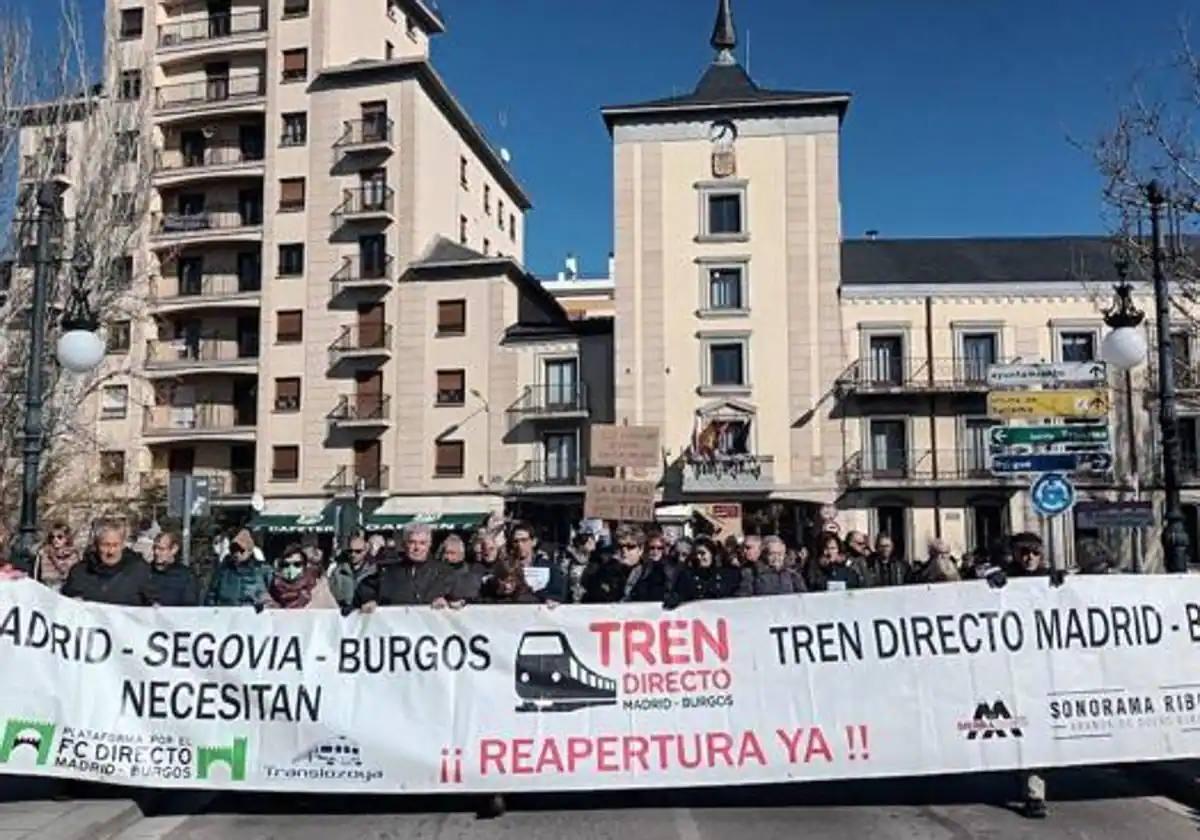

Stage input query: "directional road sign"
[
  {"left": 989, "top": 425, "right": 1110, "bottom": 447},
  {"left": 989, "top": 451, "right": 1113, "bottom": 475},
  {"left": 1030, "top": 473, "right": 1076, "bottom": 517},
  {"left": 1075, "top": 501, "right": 1155, "bottom": 529},
  {"left": 986, "top": 389, "right": 1110, "bottom": 420},
  {"left": 987, "top": 361, "right": 1108, "bottom": 388}
]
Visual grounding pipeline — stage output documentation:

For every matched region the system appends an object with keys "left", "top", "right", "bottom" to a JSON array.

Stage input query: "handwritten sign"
[
  {"left": 583, "top": 477, "right": 656, "bottom": 522},
  {"left": 590, "top": 425, "right": 661, "bottom": 470}
]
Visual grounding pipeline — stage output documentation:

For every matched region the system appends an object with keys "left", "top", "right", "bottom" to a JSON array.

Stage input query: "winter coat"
[
  {"left": 478, "top": 576, "right": 540, "bottom": 604},
  {"left": 684, "top": 565, "right": 742, "bottom": 600},
  {"left": 36, "top": 545, "right": 81, "bottom": 589},
  {"left": 205, "top": 559, "right": 273, "bottom": 607},
  {"left": 329, "top": 558, "right": 378, "bottom": 608},
  {"left": 866, "top": 555, "right": 912, "bottom": 588},
  {"left": 445, "top": 561, "right": 488, "bottom": 603},
  {"left": 909, "top": 556, "right": 961, "bottom": 585},
  {"left": 626, "top": 560, "right": 695, "bottom": 606},
  {"left": 749, "top": 564, "right": 807, "bottom": 595},
  {"left": 151, "top": 563, "right": 201, "bottom": 606},
  {"left": 581, "top": 558, "right": 633, "bottom": 604},
  {"left": 268, "top": 575, "right": 339, "bottom": 610},
  {"left": 806, "top": 561, "right": 866, "bottom": 592},
  {"left": 354, "top": 558, "right": 455, "bottom": 607},
  {"left": 62, "top": 549, "right": 156, "bottom": 606}
]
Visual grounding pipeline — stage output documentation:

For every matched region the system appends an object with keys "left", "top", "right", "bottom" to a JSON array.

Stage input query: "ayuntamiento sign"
[{"left": 0, "top": 578, "right": 1198, "bottom": 793}]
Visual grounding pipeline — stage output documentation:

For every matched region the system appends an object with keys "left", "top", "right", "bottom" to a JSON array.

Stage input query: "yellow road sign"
[{"left": 986, "top": 389, "right": 1109, "bottom": 419}]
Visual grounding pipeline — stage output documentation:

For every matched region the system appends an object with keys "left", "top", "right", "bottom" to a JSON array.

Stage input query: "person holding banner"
[
  {"left": 149, "top": 532, "right": 201, "bottom": 607},
  {"left": 581, "top": 524, "right": 641, "bottom": 603},
  {"left": 627, "top": 528, "right": 693, "bottom": 607},
  {"left": 355, "top": 523, "right": 455, "bottom": 610},
  {"left": 479, "top": 556, "right": 540, "bottom": 604},
  {"left": 806, "top": 533, "right": 865, "bottom": 592},
  {"left": 62, "top": 520, "right": 157, "bottom": 606},
  {"left": 266, "top": 544, "right": 338, "bottom": 610},
  {"left": 747, "top": 536, "right": 806, "bottom": 595},
  {"left": 683, "top": 538, "right": 741, "bottom": 600},
  {"left": 441, "top": 535, "right": 484, "bottom": 603},
  {"left": 35, "top": 522, "right": 80, "bottom": 591},
  {"left": 205, "top": 529, "right": 272, "bottom": 608},
  {"left": 330, "top": 536, "right": 378, "bottom": 608},
  {"left": 508, "top": 521, "right": 567, "bottom": 604}
]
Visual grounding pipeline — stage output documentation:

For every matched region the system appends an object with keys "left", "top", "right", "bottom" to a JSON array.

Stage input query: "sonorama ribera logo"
[
  {"left": 0, "top": 718, "right": 57, "bottom": 766},
  {"left": 958, "top": 701, "right": 1027, "bottom": 740}
]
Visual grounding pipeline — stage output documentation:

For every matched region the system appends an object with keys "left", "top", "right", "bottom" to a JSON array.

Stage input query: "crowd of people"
[{"left": 0, "top": 513, "right": 1104, "bottom": 612}]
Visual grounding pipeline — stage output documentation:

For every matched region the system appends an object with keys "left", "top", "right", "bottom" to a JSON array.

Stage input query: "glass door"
[
  {"left": 869, "top": 419, "right": 906, "bottom": 477},
  {"left": 868, "top": 335, "right": 903, "bottom": 386},
  {"left": 961, "top": 333, "right": 998, "bottom": 384},
  {"left": 544, "top": 433, "right": 578, "bottom": 484},
  {"left": 544, "top": 358, "right": 579, "bottom": 410}
]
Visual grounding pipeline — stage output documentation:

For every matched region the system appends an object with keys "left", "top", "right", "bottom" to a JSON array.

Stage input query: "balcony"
[
  {"left": 507, "top": 384, "right": 589, "bottom": 420},
  {"left": 144, "top": 336, "right": 259, "bottom": 375},
  {"left": 328, "top": 395, "right": 392, "bottom": 429},
  {"left": 507, "top": 459, "right": 585, "bottom": 491},
  {"left": 325, "top": 465, "right": 390, "bottom": 495},
  {"left": 332, "top": 186, "right": 395, "bottom": 224},
  {"left": 155, "top": 73, "right": 266, "bottom": 117},
  {"left": 681, "top": 454, "right": 775, "bottom": 494},
  {"left": 142, "top": 404, "right": 257, "bottom": 441},
  {"left": 330, "top": 255, "right": 394, "bottom": 295},
  {"left": 140, "top": 469, "right": 255, "bottom": 501},
  {"left": 150, "top": 206, "right": 263, "bottom": 246},
  {"left": 837, "top": 449, "right": 1026, "bottom": 490},
  {"left": 157, "top": 10, "right": 268, "bottom": 53},
  {"left": 328, "top": 325, "right": 392, "bottom": 366},
  {"left": 149, "top": 273, "right": 262, "bottom": 311},
  {"left": 835, "top": 358, "right": 1000, "bottom": 396},
  {"left": 334, "top": 118, "right": 395, "bottom": 154},
  {"left": 153, "top": 146, "right": 265, "bottom": 185}
]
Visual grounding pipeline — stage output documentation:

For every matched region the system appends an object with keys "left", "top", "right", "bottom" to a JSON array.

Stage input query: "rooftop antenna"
[{"left": 745, "top": 28, "right": 751, "bottom": 75}]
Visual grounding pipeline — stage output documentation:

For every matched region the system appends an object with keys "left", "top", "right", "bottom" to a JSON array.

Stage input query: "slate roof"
[{"left": 841, "top": 237, "right": 1126, "bottom": 287}]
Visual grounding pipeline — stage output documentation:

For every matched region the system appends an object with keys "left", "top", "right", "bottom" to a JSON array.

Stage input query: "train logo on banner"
[{"left": 515, "top": 631, "right": 618, "bottom": 713}]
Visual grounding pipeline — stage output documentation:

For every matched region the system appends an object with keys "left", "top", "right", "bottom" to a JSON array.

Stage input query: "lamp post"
[
  {"left": 14, "top": 184, "right": 105, "bottom": 574},
  {"left": 1102, "top": 180, "right": 1192, "bottom": 573}
]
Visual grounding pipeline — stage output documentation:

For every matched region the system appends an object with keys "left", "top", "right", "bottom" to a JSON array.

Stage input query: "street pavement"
[{"left": 2, "top": 765, "right": 1197, "bottom": 839}]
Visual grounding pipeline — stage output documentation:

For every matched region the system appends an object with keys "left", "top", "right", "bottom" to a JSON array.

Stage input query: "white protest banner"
[{"left": 1, "top": 577, "right": 1199, "bottom": 793}]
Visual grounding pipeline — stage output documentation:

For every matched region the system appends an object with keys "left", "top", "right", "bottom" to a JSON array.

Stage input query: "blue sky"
[{"left": 20, "top": 0, "right": 1192, "bottom": 277}]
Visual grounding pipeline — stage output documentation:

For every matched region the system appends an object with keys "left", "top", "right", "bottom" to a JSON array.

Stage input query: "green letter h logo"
[
  {"left": 196, "top": 737, "right": 248, "bottom": 782},
  {"left": 0, "top": 719, "right": 56, "bottom": 766}
]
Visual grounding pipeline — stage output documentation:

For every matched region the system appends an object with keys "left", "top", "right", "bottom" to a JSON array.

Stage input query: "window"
[
  {"left": 100, "top": 451, "right": 126, "bottom": 485},
  {"left": 868, "top": 419, "right": 908, "bottom": 476},
  {"left": 459, "top": 156, "right": 469, "bottom": 188},
  {"left": 278, "top": 244, "right": 304, "bottom": 276},
  {"left": 385, "top": 40, "right": 395, "bottom": 60},
  {"left": 119, "top": 70, "right": 142, "bottom": 101},
  {"left": 100, "top": 386, "right": 129, "bottom": 420},
  {"left": 272, "top": 446, "right": 300, "bottom": 481},
  {"left": 279, "top": 178, "right": 306, "bottom": 211},
  {"left": 709, "top": 341, "right": 746, "bottom": 387},
  {"left": 705, "top": 266, "right": 745, "bottom": 312},
  {"left": 406, "top": 12, "right": 418, "bottom": 40},
  {"left": 701, "top": 188, "right": 745, "bottom": 238},
  {"left": 282, "top": 0, "right": 309, "bottom": 17},
  {"left": 437, "top": 370, "right": 466, "bottom": 405},
  {"left": 544, "top": 433, "right": 578, "bottom": 484},
  {"left": 437, "top": 300, "right": 466, "bottom": 336},
  {"left": 459, "top": 215, "right": 468, "bottom": 245},
  {"left": 435, "top": 441, "right": 465, "bottom": 478},
  {"left": 361, "top": 101, "right": 389, "bottom": 142},
  {"left": 116, "top": 131, "right": 139, "bottom": 164},
  {"left": 545, "top": 358, "right": 579, "bottom": 409},
  {"left": 106, "top": 320, "right": 131, "bottom": 353},
  {"left": 482, "top": 238, "right": 490, "bottom": 256},
  {"left": 1060, "top": 331, "right": 1097, "bottom": 363},
  {"left": 108, "top": 256, "right": 134, "bottom": 290},
  {"left": 281, "top": 113, "right": 307, "bottom": 146},
  {"left": 963, "top": 417, "right": 1001, "bottom": 476},
  {"left": 484, "top": 184, "right": 492, "bottom": 215},
  {"left": 960, "top": 332, "right": 998, "bottom": 383},
  {"left": 276, "top": 310, "right": 303, "bottom": 343},
  {"left": 969, "top": 501, "right": 1010, "bottom": 555},
  {"left": 119, "top": 8, "right": 143, "bottom": 39},
  {"left": 509, "top": 213, "right": 516, "bottom": 242},
  {"left": 867, "top": 335, "right": 904, "bottom": 386},
  {"left": 281, "top": 49, "right": 308, "bottom": 82},
  {"left": 499, "top": 201, "right": 506, "bottom": 230},
  {"left": 275, "top": 378, "right": 301, "bottom": 412},
  {"left": 113, "top": 192, "right": 137, "bottom": 224}
]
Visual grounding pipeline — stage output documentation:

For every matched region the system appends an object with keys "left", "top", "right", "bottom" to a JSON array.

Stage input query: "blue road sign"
[
  {"left": 989, "top": 451, "right": 1113, "bottom": 475},
  {"left": 1030, "top": 473, "right": 1076, "bottom": 518}
]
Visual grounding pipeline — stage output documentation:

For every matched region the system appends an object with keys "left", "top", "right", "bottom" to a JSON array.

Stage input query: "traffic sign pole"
[{"left": 182, "top": 478, "right": 193, "bottom": 568}]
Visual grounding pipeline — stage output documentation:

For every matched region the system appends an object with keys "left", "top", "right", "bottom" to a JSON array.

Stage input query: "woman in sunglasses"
[
  {"left": 36, "top": 522, "right": 80, "bottom": 591},
  {"left": 266, "top": 544, "right": 338, "bottom": 610}
]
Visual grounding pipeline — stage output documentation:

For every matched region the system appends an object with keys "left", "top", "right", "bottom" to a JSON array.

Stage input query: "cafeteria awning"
[
  {"left": 250, "top": 501, "right": 340, "bottom": 533},
  {"left": 364, "top": 511, "right": 487, "bottom": 530}
]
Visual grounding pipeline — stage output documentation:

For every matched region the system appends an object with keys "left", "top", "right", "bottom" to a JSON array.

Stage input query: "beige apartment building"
[{"left": 11, "top": 0, "right": 615, "bottom": 539}]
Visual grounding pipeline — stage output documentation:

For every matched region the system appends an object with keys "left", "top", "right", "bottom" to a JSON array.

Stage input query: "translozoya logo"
[
  {"left": 963, "top": 701, "right": 1026, "bottom": 740},
  {"left": 196, "top": 737, "right": 248, "bottom": 782},
  {"left": 0, "top": 719, "right": 57, "bottom": 766}
]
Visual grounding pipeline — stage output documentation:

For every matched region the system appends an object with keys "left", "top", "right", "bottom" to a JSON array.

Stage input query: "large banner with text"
[{"left": 0, "top": 577, "right": 1199, "bottom": 792}]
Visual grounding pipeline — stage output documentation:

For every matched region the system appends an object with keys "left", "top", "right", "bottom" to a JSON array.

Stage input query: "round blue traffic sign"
[{"left": 1030, "top": 473, "right": 1076, "bottom": 518}]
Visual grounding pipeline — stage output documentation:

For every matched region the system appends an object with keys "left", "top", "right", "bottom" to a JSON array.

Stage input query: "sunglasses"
[
  {"left": 618, "top": 543, "right": 640, "bottom": 550},
  {"left": 647, "top": 544, "right": 666, "bottom": 551}
]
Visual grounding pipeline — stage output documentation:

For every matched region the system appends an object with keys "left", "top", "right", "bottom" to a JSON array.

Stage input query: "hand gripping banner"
[{"left": 0, "top": 577, "right": 1199, "bottom": 793}]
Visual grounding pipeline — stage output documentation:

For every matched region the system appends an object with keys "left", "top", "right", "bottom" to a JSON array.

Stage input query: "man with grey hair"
[
  {"left": 62, "top": 520, "right": 156, "bottom": 606},
  {"left": 440, "top": 534, "right": 483, "bottom": 603},
  {"left": 747, "top": 536, "right": 806, "bottom": 595},
  {"left": 355, "top": 522, "right": 454, "bottom": 610}
]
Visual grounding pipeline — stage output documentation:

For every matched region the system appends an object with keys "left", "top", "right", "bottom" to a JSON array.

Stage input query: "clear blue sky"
[{"left": 21, "top": 0, "right": 1191, "bottom": 277}]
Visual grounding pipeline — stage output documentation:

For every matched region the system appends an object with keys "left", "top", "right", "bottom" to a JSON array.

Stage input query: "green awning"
[
  {"left": 364, "top": 512, "right": 486, "bottom": 530},
  {"left": 250, "top": 504, "right": 339, "bottom": 533}
]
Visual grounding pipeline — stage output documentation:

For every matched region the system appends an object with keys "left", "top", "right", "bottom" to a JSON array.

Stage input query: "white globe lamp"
[
  {"left": 1101, "top": 326, "right": 1147, "bottom": 372},
  {"left": 56, "top": 328, "right": 105, "bottom": 373}
]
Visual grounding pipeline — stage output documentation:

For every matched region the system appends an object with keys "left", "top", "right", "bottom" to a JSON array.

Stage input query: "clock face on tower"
[{"left": 710, "top": 120, "right": 737, "bottom": 146}]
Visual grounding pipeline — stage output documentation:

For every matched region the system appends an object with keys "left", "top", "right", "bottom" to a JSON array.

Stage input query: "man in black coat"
[
  {"left": 62, "top": 521, "right": 156, "bottom": 606},
  {"left": 627, "top": 529, "right": 693, "bottom": 607},
  {"left": 149, "top": 532, "right": 200, "bottom": 606},
  {"left": 355, "top": 523, "right": 454, "bottom": 610}
]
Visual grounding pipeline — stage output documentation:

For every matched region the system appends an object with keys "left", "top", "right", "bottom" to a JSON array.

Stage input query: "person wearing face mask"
[
  {"left": 267, "top": 544, "right": 338, "bottom": 610},
  {"left": 749, "top": 536, "right": 806, "bottom": 595},
  {"left": 149, "top": 532, "right": 201, "bottom": 606},
  {"left": 806, "top": 533, "right": 865, "bottom": 592}
]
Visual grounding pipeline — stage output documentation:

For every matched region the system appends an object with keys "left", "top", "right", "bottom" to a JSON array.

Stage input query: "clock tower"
[{"left": 601, "top": 0, "right": 852, "bottom": 529}]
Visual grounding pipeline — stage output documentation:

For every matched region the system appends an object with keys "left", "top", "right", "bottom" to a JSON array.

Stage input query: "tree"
[{"left": 0, "top": 1, "right": 156, "bottom": 531}]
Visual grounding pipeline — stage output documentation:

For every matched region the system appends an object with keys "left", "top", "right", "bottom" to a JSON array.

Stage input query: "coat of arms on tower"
[{"left": 710, "top": 119, "right": 738, "bottom": 178}]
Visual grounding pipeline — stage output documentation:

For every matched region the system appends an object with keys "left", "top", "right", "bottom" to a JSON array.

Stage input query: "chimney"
[
  {"left": 608, "top": 252, "right": 615, "bottom": 278},
  {"left": 865, "top": 229, "right": 879, "bottom": 241},
  {"left": 564, "top": 253, "right": 579, "bottom": 280}
]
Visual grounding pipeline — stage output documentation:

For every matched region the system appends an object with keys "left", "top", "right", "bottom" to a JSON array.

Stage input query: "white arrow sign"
[{"left": 986, "top": 361, "right": 1107, "bottom": 388}]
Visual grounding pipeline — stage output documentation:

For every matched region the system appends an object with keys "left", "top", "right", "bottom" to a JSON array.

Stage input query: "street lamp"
[
  {"left": 1101, "top": 181, "right": 1192, "bottom": 573},
  {"left": 14, "top": 184, "right": 105, "bottom": 573}
]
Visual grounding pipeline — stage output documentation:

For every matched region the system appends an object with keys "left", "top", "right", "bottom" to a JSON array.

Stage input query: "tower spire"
[{"left": 711, "top": 0, "right": 737, "bottom": 65}]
